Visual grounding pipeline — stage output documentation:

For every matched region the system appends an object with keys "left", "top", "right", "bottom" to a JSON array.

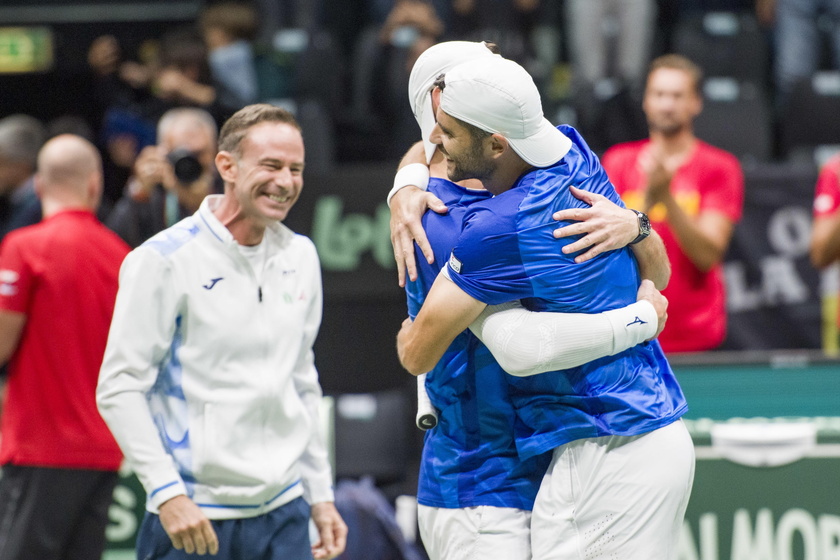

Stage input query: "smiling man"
[{"left": 97, "top": 104, "right": 346, "bottom": 560}]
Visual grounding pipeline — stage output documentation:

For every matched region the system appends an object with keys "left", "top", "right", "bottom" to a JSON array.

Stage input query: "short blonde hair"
[
  {"left": 218, "top": 103, "right": 300, "bottom": 156},
  {"left": 648, "top": 54, "right": 703, "bottom": 95}
]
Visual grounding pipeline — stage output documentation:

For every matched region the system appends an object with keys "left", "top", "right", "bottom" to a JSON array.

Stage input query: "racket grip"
[{"left": 416, "top": 373, "right": 438, "bottom": 430}]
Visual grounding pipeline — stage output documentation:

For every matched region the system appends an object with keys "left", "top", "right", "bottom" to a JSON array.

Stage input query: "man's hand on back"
[
  {"left": 552, "top": 186, "right": 640, "bottom": 262},
  {"left": 389, "top": 186, "right": 448, "bottom": 286}
]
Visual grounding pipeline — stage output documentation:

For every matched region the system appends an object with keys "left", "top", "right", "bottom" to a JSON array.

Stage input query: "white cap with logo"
[
  {"left": 439, "top": 57, "right": 572, "bottom": 168},
  {"left": 408, "top": 41, "right": 499, "bottom": 164}
]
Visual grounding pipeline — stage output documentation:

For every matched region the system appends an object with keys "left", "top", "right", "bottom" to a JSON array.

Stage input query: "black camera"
[{"left": 167, "top": 148, "right": 203, "bottom": 184}]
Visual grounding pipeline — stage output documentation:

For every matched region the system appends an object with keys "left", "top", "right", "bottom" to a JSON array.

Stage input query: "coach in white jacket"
[{"left": 98, "top": 104, "right": 347, "bottom": 559}]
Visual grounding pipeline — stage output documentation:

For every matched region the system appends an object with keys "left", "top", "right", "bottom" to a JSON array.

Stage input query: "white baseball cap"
[
  {"left": 408, "top": 41, "right": 499, "bottom": 163},
  {"left": 439, "top": 57, "right": 572, "bottom": 168}
]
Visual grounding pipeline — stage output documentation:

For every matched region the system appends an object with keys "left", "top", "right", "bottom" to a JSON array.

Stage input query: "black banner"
[
  {"left": 721, "top": 162, "right": 821, "bottom": 350},
  {"left": 286, "top": 164, "right": 408, "bottom": 393}
]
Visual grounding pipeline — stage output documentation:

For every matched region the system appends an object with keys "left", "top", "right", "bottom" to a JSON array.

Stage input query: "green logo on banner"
[{"left": 312, "top": 196, "right": 394, "bottom": 271}]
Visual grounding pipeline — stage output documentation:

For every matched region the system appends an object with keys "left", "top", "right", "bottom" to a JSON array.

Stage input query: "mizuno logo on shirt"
[
  {"left": 627, "top": 316, "right": 648, "bottom": 327},
  {"left": 202, "top": 277, "right": 224, "bottom": 290},
  {"left": 448, "top": 253, "right": 462, "bottom": 274}
]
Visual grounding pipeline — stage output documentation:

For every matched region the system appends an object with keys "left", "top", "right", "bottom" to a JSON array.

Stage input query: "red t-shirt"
[
  {"left": 602, "top": 140, "right": 744, "bottom": 353},
  {"left": 0, "top": 210, "right": 130, "bottom": 470},
  {"left": 813, "top": 153, "right": 840, "bottom": 218},
  {"left": 812, "top": 154, "right": 840, "bottom": 327}
]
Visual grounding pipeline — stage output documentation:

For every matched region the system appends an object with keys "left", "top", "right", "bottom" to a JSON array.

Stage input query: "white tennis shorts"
[
  {"left": 418, "top": 504, "right": 532, "bottom": 560},
  {"left": 531, "top": 419, "right": 696, "bottom": 560}
]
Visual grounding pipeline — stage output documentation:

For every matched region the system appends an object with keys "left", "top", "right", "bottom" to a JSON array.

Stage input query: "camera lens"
[{"left": 167, "top": 148, "right": 203, "bottom": 184}]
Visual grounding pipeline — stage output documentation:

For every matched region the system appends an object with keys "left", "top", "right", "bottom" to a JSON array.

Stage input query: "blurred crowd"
[{"left": 2, "top": 0, "right": 840, "bottom": 220}]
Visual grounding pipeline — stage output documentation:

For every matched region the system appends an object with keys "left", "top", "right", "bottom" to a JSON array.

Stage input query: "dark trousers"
[
  {"left": 0, "top": 464, "right": 119, "bottom": 560},
  {"left": 137, "top": 495, "right": 314, "bottom": 560}
]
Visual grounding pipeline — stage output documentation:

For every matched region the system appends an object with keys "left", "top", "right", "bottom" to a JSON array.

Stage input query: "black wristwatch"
[{"left": 629, "top": 209, "right": 651, "bottom": 245}]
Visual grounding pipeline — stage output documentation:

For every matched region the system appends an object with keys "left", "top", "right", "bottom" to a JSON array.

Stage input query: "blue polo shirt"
[
  {"left": 406, "top": 177, "right": 550, "bottom": 510},
  {"left": 446, "top": 125, "right": 687, "bottom": 460}
]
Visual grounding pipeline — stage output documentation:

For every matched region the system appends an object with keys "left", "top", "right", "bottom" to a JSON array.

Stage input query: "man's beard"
[
  {"left": 445, "top": 141, "right": 495, "bottom": 184},
  {"left": 648, "top": 117, "right": 685, "bottom": 137}
]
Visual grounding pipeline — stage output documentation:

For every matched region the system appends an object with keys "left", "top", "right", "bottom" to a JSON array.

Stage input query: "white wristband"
[
  {"left": 603, "top": 300, "right": 658, "bottom": 355},
  {"left": 387, "top": 163, "right": 430, "bottom": 208}
]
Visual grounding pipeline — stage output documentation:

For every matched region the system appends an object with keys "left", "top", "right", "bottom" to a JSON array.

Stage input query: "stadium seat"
[
  {"left": 779, "top": 71, "right": 840, "bottom": 161},
  {"left": 694, "top": 77, "right": 773, "bottom": 163},
  {"left": 673, "top": 11, "right": 770, "bottom": 85},
  {"left": 333, "top": 389, "right": 413, "bottom": 485}
]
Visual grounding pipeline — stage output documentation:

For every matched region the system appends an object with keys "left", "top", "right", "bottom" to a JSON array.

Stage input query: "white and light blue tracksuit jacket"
[{"left": 98, "top": 195, "right": 334, "bottom": 519}]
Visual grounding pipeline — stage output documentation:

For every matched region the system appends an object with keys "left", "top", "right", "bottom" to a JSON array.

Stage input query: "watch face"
[
  {"left": 640, "top": 213, "right": 651, "bottom": 234},
  {"left": 631, "top": 210, "right": 651, "bottom": 244}
]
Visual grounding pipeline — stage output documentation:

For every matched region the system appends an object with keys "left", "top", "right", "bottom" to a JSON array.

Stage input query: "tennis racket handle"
[{"left": 416, "top": 373, "right": 438, "bottom": 430}]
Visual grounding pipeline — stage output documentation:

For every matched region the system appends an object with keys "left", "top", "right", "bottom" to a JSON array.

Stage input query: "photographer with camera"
[{"left": 106, "top": 108, "right": 222, "bottom": 248}]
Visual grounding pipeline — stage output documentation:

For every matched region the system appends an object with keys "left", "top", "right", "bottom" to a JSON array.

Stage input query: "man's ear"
[
  {"left": 691, "top": 95, "right": 704, "bottom": 121},
  {"left": 488, "top": 133, "right": 509, "bottom": 158},
  {"left": 215, "top": 151, "right": 237, "bottom": 183},
  {"left": 33, "top": 174, "right": 44, "bottom": 199}
]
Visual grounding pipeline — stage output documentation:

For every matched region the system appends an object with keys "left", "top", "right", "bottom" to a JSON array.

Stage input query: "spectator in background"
[
  {"left": 765, "top": 0, "right": 840, "bottom": 108},
  {"left": 0, "top": 134, "right": 130, "bottom": 560},
  {"left": 602, "top": 54, "right": 744, "bottom": 353},
  {"left": 0, "top": 114, "right": 47, "bottom": 447},
  {"left": 379, "top": 0, "right": 444, "bottom": 60},
  {"left": 199, "top": 2, "right": 260, "bottom": 109},
  {"left": 810, "top": 152, "right": 840, "bottom": 347},
  {"left": 563, "top": 0, "right": 655, "bottom": 153},
  {"left": 88, "top": 34, "right": 159, "bottom": 200},
  {"left": 809, "top": 152, "right": 840, "bottom": 268},
  {"left": 106, "top": 107, "right": 221, "bottom": 248},
  {"left": 87, "top": 26, "right": 234, "bottom": 136},
  {"left": 348, "top": 0, "right": 445, "bottom": 159},
  {"left": 565, "top": 0, "right": 657, "bottom": 89},
  {"left": 148, "top": 27, "right": 227, "bottom": 120},
  {"left": 97, "top": 108, "right": 157, "bottom": 211},
  {"left": 378, "top": 0, "right": 445, "bottom": 132},
  {"left": 200, "top": 1, "right": 297, "bottom": 106},
  {"left": 0, "top": 114, "right": 46, "bottom": 240}
]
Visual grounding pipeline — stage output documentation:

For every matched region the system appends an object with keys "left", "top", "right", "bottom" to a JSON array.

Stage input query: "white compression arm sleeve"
[{"left": 469, "top": 300, "right": 658, "bottom": 377}]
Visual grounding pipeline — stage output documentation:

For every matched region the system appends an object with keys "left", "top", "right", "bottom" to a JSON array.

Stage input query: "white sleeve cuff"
[
  {"left": 603, "top": 300, "right": 658, "bottom": 355},
  {"left": 148, "top": 479, "right": 189, "bottom": 511},
  {"left": 386, "top": 163, "right": 429, "bottom": 208}
]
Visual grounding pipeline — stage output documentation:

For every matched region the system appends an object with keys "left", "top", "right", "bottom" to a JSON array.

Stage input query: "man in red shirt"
[
  {"left": 809, "top": 153, "right": 840, "bottom": 344},
  {"left": 602, "top": 54, "right": 744, "bottom": 353},
  {"left": 810, "top": 153, "right": 840, "bottom": 269},
  {"left": 0, "top": 134, "right": 130, "bottom": 560}
]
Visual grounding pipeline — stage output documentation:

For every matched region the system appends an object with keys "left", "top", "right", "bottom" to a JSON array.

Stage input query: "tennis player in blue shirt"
[
  {"left": 397, "top": 55, "right": 694, "bottom": 560},
  {"left": 393, "top": 43, "right": 682, "bottom": 560}
]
